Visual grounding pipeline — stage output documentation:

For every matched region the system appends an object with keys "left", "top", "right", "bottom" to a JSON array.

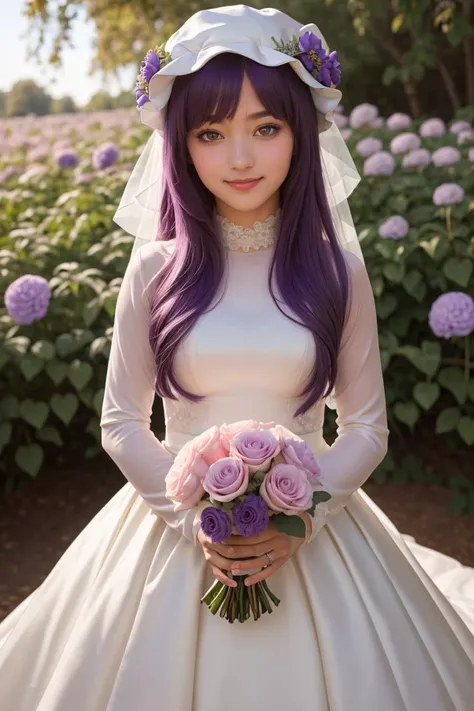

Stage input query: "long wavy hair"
[{"left": 149, "top": 53, "right": 350, "bottom": 417}]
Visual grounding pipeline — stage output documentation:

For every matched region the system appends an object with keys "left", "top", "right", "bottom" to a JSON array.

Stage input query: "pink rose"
[
  {"left": 281, "top": 438, "right": 321, "bottom": 485},
  {"left": 165, "top": 441, "right": 208, "bottom": 510},
  {"left": 260, "top": 464, "right": 313, "bottom": 513},
  {"left": 229, "top": 429, "right": 281, "bottom": 473},
  {"left": 219, "top": 420, "right": 275, "bottom": 454},
  {"left": 192, "top": 426, "right": 227, "bottom": 465},
  {"left": 203, "top": 457, "right": 250, "bottom": 502}
]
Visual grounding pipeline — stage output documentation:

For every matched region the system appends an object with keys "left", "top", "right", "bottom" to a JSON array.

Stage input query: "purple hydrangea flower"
[
  {"left": 56, "top": 149, "right": 79, "bottom": 169},
  {"left": 335, "top": 105, "right": 344, "bottom": 114},
  {"left": 4, "top": 274, "right": 51, "bottom": 325},
  {"left": 386, "top": 113, "right": 412, "bottom": 131},
  {"left": 433, "top": 183, "right": 465, "bottom": 206},
  {"left": 363, "top": 151, "right": 395, "bottom": 177},
  {"left": 232, "top": 494, "right": 269, "bottom": 537},
  {"left": 379, "top": 215, "right": 409, "bottom": 240},
  {"left": 92, "top": 142, "right": 120, "bottom": 170},
  {"left": 349, "top": 103, "right": 379, "bottom": 130},
  {"left": 333, "top": 112, "right": 348, "bottom": 128},
  {"left": 457, "top": 129, "right": 474, "bottom": 145},
  {"left": 420, "top": 118, "right": 446, "bottom": 138},
  {"left": 341, "top": 128, "right": 352, "bottom": 141},
  {"left": 432, "top": 147, "right": 461, "bottom": 167},
  {"left": 200, "top": 506, "right": 232, "bottom": 544},
  {"left": 356, "top": 137, "right": 383, "bottom": 158},
  {"left": 370, "top": 117, "right": 385, "bottom": 129},
  {"left": 429, "top": 292, "right": 474, "bottom": 338},
  {"left": 450, "top": 120, "right": 471, "bottom": 136},
  {"left": 469, "top": 148, "right": 474, "bottom": 162},
  {"left": 391, "top": 132, "right": 421, "bottom": 155},
  {"left": 402, "top": 148, "right": 431, "bottom": 169}
]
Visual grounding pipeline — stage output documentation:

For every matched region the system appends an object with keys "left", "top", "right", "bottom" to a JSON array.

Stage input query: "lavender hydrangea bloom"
[
  {"left": 232, "top": 494, "right": 269, "bottom": 537},
  {"left": 356, "top": 137, "right": 382, "bottom": 158},
  {"left": 341, "top": 128, "right": 352, "bottom": 141},
  {"left": 469, "top": 148, "right": 474, "bottom": 162},
  {"left": 378, "top": 215, "right": 409, "bottom": 240},
  {"left": 92, "top": 142, "right": 120, "bottom": 170},
  {"left": 432, "top": 147, "right": 461, "bottom": 167},
  {"left": 349, "top": 103, "right": 379, "bottom": 130},
  {"left": 429, "top": 292, "right": 474, "bottom": 338},
  {"left": 0, "top": 166, "right": 20, "bottom": 184},
  {"left": 450, "top": 120, "right": 471, "bottom": 135},
  {"left": 333, "top": 112, "right": 348, "bottom": 128},
  {"left": 433, "top": 183, "right": 465, "bottom": 206},
  {"left": 386, "top": 113, "right": 412, "bottom": 131},
  {"left": 200, "top": 507, "right": 232, "bottom": 544},
  {"left": 402, "top": 148, "right": 431, "bottom": 169},
  {"left": 4, "top": 274, "right": 51, "bottom": 325},
  {"left": 390, "top": 132, "right": 421, "bottom": 155},
  {"left": 370, "top": 117, "right": 385, "bottom": 129},
  {"left": 363, "top": 151, "right": 395, "bottom": 177},
  {"left": 457, "top": 129, "right": 474, "bottom": 145},
  {"left": 420, "top": 118, "right": 446, "bottom": 138},
  {"left": 56, "top": 149, "right": 79, "bottom": 169}
]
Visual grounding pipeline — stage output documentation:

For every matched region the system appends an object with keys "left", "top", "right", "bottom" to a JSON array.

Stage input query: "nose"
[{"left": 229, "top": 136, "right": 255, "bottom": 172}]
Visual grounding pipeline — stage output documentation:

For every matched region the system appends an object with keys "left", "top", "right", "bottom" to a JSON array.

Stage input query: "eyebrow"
[{"left": 247, "top": 110, "right": 272, "bottom": 120}]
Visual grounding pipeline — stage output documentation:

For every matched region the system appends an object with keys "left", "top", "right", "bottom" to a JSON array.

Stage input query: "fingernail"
[{"left": 230, "top": 580, "right": 237, "bottom": 587}]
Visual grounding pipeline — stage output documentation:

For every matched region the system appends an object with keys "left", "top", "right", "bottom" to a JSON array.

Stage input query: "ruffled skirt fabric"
[{"left": 0, "top": 483, "right": 473, "bottom": 711}]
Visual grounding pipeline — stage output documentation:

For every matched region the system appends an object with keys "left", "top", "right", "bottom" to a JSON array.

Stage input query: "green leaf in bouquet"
[
  {"left": 443, "top": 257, "right": 473, "bottom": 287},
  {"left": 437, "top": 367, "right": 469, "bottom": 405},
  {"left": 436, "top": 407, "right": 461, "bottom": 434},
  {"left": 68, "top": 359, "right": 94, "bottom": 391},
  {"left": 272, "top": 513, "right": 306, "bottom": 538},
  {"left": 19, "top": 399, "right": 49, "bottom": 429},
  {"left": 31, "top": 340, "right": 55, "bottom": 360},
  {"left": 306, "top": 490, "right": 332, "bottom": 516},
  {"left": 50, "top": 393, "right": 79, "bottom": 425},
  {"left": 0, "top": 422, "right": 12, "bottom": 454},
  {"left": 413, "top": 382, "right": 440, "bottom": 411},
  {"left": 37, "top": 426, "right": 63, "bottom": 446},
  {"left": 45, "top": 360, "right": 69, "bottom": 386},
  {"left": 457, "top": 417, "right": 474, "bottom": 446},
  {"left": 19, "top": 355, "right": 44, "bottom": 382},
  {"left": 15, "top": 443, "right": 44, "bottom": 478}
]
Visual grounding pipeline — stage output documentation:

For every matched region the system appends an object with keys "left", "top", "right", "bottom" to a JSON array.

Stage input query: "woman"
[{"left": 0, "top": 6, "right": 473, "bottom": 710}]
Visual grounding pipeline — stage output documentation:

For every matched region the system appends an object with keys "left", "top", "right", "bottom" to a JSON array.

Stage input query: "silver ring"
[{"left": 265, "top": 551, "right": 273, "bottom": 566}]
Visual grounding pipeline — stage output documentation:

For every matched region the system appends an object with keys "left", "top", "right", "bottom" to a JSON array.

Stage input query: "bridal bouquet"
[{"left": 165, "top": 420, "right": 331, "bottom": 623}]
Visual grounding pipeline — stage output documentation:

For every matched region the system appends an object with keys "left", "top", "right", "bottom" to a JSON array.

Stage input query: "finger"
[
  {"left": 244, "top": 557, "right": 286, "bottom": 586},
  {"left": 221, "top": 536, "right": 282, "bottom": 559},
  {"left": 206, "top": 549, "right": 240, "bottom": 572},
  {"left": 226, "top": 529, "right": 276, "bottom": 546},
  {"left": 209, "top": 564, "right": 237, "bottom": 588},
  {"left": 229, "top": 549, "right": 284, "bottom": 575}
]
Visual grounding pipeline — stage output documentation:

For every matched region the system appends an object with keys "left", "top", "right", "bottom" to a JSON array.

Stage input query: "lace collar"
[{"left": 216, "top": 211, "right": 280, "bottom": 252}]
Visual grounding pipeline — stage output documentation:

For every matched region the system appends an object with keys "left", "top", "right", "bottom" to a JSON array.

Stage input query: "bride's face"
[{"left": 187, "top": 74, "right": 294, "bottom": 226}]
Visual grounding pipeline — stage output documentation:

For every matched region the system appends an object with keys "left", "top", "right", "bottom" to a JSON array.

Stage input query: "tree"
[
  {"left": 5, "top": 79, "right": 52, "bottom": 117},
  {"left": 52, "top": 95, "right": 77, "bottom": 113},
  {"left": 84, "top": 89, "right": 115, "bottom": 111},
  {"left": 0, "top": 90, "right": 6, "bottom": 117}
]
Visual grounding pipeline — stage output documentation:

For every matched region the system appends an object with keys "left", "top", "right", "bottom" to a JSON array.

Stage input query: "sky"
[{"left": 0, "top": 2, "right": 136, "bottom": 106}]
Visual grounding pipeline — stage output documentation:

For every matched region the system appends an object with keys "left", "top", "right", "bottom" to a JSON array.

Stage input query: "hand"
[{"left": 197, "top": 528, "right": 238, "bottom": 588}]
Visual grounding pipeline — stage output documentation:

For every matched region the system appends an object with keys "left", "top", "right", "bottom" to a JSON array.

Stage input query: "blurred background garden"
[{"left": 1, "top": 0, "right": 474, "bottom": 620}]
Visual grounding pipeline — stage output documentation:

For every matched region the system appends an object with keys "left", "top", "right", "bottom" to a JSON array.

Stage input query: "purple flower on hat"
[
  {"left": 402, "top": 148, "right": 431, "bottom": 169},
  {"left": 4, "top": 274, "right": 51, "bottom": 325},
  {"left": 134, "top": 44, "right": 172, "bottom": 108},
  {"left": 432, "top": 147, "right": 461, "bottom": 167},
  {"left": 420, "top": 118, "right": 446, "bottom": 138},
  {"left": 429, "top": 292, "right": 474, "bottom": 338},
  {"left": 141, "top": 49, "right": 160, "bottom": 84},
  {"left": 298, "top": 32, "right": 326, "bottom": 72},
  {"left": 432, "top": 183, "right": 465, "bottom": 206},
  {"left": 379, "top": 216, "right": 409, "bottom": 240},
  {"left": 200, "top": 506, "right": 232, "bottom": 544},
  {"left": 363, "top": 151, "right": 395, "bottom": 177},
  {"left": 232, "top": 494, "right": 269, "bottom": 537},
  {"left": 92, "top": 142, "right": 120, "bottom": 170},
  {"left": 324, "top": 50, "right": 341, "bottom": 86}
]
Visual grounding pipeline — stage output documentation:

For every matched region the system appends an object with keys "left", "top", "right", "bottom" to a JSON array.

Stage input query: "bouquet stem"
[{"left": 201, "top": 574, "right": 281, "bottom": 623}]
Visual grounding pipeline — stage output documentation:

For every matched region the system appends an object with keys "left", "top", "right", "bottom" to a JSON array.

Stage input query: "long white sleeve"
[
  {"left": 100, "top": 245, "right": 201, "bottom": 544},
  {"left": 307, "top": 252, "right": 390, "bottom": 542}
]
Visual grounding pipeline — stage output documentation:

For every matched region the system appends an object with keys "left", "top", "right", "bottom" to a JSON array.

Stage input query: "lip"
[{"left": 225, "top": 178, "right": 263, "bottom": 191}]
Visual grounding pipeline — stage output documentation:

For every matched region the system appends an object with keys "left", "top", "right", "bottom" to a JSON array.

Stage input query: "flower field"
[{"left": 1, "top": 104, "right": 474, "bottom": 512}]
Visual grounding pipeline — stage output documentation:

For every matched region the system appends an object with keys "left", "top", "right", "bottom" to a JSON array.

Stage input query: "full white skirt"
[{"left": 1, "top": 483, "right": 473, "bottom": 711}]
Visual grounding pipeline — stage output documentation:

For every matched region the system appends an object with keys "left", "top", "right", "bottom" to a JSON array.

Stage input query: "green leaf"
[
  {"left": 19, "top": 399, "right": 49, "bottom": 429},
  {"left": 402, "top": 270, "right": 427, "bottom": 302},
  {"left": 50, "top": 393, "right": 79, "bottom": 425},
  {"left": 3, "top": 336, "right": 30, "bottom": 357},
  {"left": 437, "top": 367, "right": 469, "bottom": 405},
  {"left": 443, "top": 258, "right": 473, "bottom": 287},
  {"left": 376, "top": 294, "right": 398, "bottom": 319},
  {"left": 83, "top": 298, "right": 102, "bottom": 327},
  {"left": 383, "top": 263, "right": 405, "bottom": 284},
  {"left": 306, "top": 490, "right": 332, "bottom": 516},
  {"left": 436, "top": 407, "right": 461, "bottom": 434},
  {"left": 68, "top": 360, "right": 93, "bottom": 390},
  {"left": 15, "top": 443, "right": 44, "bottom": 478},
  {"left": 457, "top": 417, "right": 474, "bottom": 445},
  {"left": 393, "top": 401, "right": 420, "bottom": 430},
  {"left": 413, "top": 382, "right": 440, "bottom": 411},
  {"left": 396, "top": 341, "right": 441, "bottom": 377},
  {"left": 92, "top": 389, "right": 104, "bottom": 417},
  {"left": 19, "top": 355, "right": 44, "bottom": 382},
  {"left": 45, "top": 360, "right": 69, "bottom": 385},
  {"left": 0, "top": 396, "right": 20, "bottom": 421},
  {"left": 272, "top": 513, "right": 306, "bottom": 538},
  {"left": 56, "top": 329, "right": 94, "bottom": 357},
  {"left": 0, "top": 422, "right": 12, "bottom": 453},
  {"left": 30, "top": 340, "right": 55, "bottom": 360},
  {"left": 36, "top": 426, "right": 64, "bottom": 446}
]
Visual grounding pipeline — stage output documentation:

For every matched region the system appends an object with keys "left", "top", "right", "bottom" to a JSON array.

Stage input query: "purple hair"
[{"left": 149, "top": 53, "right": 350, "bottom": 416}]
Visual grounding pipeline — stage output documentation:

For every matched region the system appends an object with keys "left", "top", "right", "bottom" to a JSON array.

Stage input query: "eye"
[
  {"left": 256, "top": 124, "right": 281, "bottom": 137},
  {"left": 196, "top": 129, "right": 222, "bottom": 143}
]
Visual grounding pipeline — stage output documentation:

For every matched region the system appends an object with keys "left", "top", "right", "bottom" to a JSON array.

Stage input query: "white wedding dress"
[{"left": 1, "top": 216, "right": 473, "bottom": 710}]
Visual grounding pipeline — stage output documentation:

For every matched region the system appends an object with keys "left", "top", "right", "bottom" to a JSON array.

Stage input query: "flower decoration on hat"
[
  {"left": 272, "top": 31, "right": 341, "bottom": 88},
  {"left": 135, "top": 45, "right": 172, "bottom": 108}
]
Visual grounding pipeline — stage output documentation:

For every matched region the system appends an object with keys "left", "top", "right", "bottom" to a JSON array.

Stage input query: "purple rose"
[
  {"left": 260, "top": 464, "right": 313, "bottom": 514},
  {"left": 280, "top": 438, "right": 321, "bottom": 485},
  {"left": 229, "top": 429, "right": 280, "bottom": 473},
  {"left": 200, "top": 507, "right": 232, "bottom": 544},
  {"left": 203, "top": 457, "right": 249, "bottom": 502},
  {"left": 232, "top": 494, "right": 269, "bottom": 537}
]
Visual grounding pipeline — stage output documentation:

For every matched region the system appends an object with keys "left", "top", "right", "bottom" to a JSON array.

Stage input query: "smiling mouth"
[{"left": 225, "top": 178, "right": 263, "bottom": 190}]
